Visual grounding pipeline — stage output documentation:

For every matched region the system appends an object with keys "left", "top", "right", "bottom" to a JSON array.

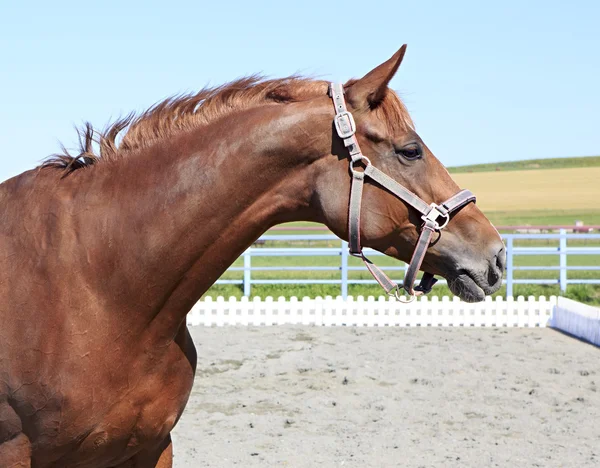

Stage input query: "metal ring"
[
  {"left": 389, "top": 286, "right": 416, "bottom": 303},
  {"left": 349, "top": 156, "right": 371, "bottom": 174}
]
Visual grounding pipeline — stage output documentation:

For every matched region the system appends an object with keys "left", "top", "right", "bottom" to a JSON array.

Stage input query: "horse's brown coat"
[{"left": 0, "top": 46, "right": 504, "bottom": 467}]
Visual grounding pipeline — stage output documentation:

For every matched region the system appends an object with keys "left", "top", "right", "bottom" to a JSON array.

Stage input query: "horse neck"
[{"left": 83, "top": 101, "right": 332, "bottom": 339}]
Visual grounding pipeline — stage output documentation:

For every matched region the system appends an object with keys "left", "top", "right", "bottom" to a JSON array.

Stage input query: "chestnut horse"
[{"left": 0, "top": 46, "right": 504, "bottom": 467}]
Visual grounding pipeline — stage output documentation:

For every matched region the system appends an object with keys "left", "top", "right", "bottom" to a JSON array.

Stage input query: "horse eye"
[{"left": 396, "top": 144, "right": 422, "bottom": 160}]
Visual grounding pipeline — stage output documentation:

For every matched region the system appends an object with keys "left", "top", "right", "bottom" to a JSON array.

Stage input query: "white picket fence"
[{"left": 187, "top": 295, "right": 556, "bottom": 328}]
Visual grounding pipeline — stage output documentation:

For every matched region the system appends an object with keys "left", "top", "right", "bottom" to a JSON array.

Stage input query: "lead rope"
[{"left": 329, "top": 83, "right": 477, "bottom": 300}]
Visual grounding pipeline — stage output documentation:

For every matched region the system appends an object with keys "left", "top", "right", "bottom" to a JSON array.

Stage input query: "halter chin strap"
[{"left": 329, "top": 83, "right": 476, "bottom": 299}]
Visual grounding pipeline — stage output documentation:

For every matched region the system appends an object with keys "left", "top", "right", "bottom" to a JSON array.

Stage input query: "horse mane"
[{"left": 42, "top": 76, "right": 414, "bottom": 174}]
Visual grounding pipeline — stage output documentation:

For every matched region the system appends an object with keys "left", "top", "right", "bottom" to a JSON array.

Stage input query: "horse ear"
[{"left": 346, "top": 45, "right": 407, "bottom": 110}]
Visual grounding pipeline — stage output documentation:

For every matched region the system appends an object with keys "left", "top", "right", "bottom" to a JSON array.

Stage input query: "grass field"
[
  {"left": 269, "top": 159, "right": 600, "bottom": 229},
  {"left": 205, "top": 156, "right": 600, "bottom": 304},
  {"left": 484, "top": 210, "right": 600, "bottom": 227},
  {"left": 450, "top": 156, "right": 600, "bottom": 225},
  {"left": 452, "top": 167, "right": 600, "bottom": 212},
  {"left": 447, "top": 155, "right": 600, "bottom": 173}
]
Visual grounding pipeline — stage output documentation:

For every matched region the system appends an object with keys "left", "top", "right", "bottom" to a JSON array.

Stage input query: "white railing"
[
  {"left": 216, "top": 230, "right": 600, "bottom": 298},
  {"left": 187, "top": 295, "right": 555, "bottom": 328}
]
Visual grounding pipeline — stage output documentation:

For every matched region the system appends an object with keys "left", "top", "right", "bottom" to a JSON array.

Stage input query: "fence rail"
[{"left": 215, "top": 230, "right": 600, "bottom": 298}]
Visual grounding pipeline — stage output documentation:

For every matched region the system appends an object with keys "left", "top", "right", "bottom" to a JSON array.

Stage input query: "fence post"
[
  {"left": 559, "top": 229, "right": 567, "bottom": 292},
  {"left": 341, "top": 241, "right": 349, "bottom": 300},
  {"left": 243, "top": 248, "right": 251, "bottom": 297},
  {"left": 506, "top": 236, "right": 514, "bottom": 298}
]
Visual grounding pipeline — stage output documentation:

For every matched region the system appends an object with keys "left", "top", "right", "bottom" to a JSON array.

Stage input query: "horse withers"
[{"left": 0, "top": 46, "right": 504, "bottom": 467}]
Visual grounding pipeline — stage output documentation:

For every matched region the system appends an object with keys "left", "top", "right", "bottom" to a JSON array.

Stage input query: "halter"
[{"left": 329, "top": 83, "right": 476, "bottom": 300}]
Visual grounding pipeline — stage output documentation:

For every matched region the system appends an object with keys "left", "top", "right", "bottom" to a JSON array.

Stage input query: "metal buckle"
[
  {"left": 334, "top": 111, "right": 356, "bottom": 139},
  {"left": 421, "top": 203, "right": 450, "bottom": 231}
]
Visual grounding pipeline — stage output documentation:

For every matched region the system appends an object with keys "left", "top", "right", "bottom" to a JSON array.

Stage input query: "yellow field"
[{"left": 452, "top": 167, "right": 600, "bottom": 212}]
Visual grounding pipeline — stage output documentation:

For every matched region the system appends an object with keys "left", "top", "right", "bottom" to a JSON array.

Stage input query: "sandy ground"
[{"left": 172, "top": 326, "right": 600, "bottom": 467}]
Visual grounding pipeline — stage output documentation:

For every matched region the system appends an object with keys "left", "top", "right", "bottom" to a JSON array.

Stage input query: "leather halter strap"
[{"left": 329, "top": 83, "right": 476, "bottom": 299}]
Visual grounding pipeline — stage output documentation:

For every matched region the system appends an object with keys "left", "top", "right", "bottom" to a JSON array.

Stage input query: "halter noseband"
[{"left": 329, "top": 83, "right": 476, "bottom": 300}]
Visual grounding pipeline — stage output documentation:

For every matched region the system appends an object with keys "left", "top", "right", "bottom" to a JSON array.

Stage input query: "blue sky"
[{"left": 1, "top": 0, "right": 598, "bottom": 182}]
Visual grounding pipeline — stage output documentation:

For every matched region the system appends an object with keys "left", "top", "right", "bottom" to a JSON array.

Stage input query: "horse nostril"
[
  {"left": 495, "top": 245, "right": 506, "bottom": 272},
  {"left": 487, "top": 244, "right": 506, "bottom": 286},
  {"left": 487, "top": 265, "right": 500, "bottom": 286}
]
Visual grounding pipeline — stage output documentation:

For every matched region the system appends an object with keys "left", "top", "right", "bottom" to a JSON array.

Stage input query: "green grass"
[
  {"left": 447, "top": 155, "right": 600, "bottom": 173},
  {"left": 489, "top": 210, "right": 600, "bottom": 227}
]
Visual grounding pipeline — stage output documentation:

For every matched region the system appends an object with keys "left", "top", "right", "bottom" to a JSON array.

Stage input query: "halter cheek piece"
[{"left": 329, "top": 83, "right": 476, "bottom": 300}]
